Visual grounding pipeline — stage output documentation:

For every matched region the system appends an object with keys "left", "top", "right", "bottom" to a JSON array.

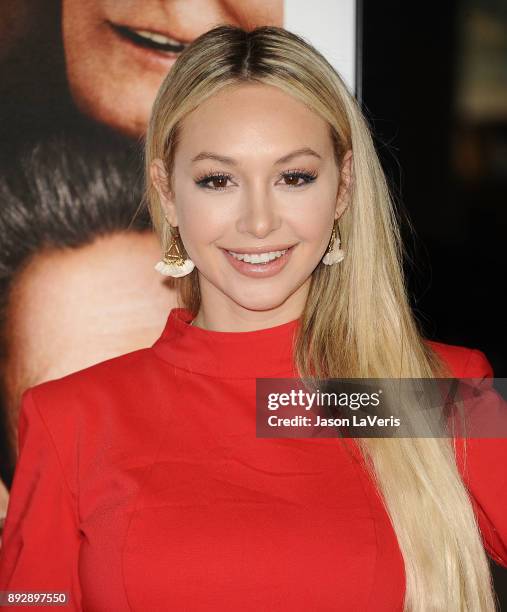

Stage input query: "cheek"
[
  {"left": 177, "top": 211, "right": 223, "bottom": 260},
  {"left": 231, "top": 0, "right": 283, "bottom": 26},
  {"left": 177, "top": 191, "right": 230, "bottom": 241},
  {"left": 63, "top": 0, "right": 101, "bottom": 47},
  {"left": 286, "top": 200, "right": 333, "bottom": 245},
  {"left": 294, "top": 216, "right": 329, "bottom": 242},
  {"left": 63, "top": 3, "right": 105, "bottom": 99}
]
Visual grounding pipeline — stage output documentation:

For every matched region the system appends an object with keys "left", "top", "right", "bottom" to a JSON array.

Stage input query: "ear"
[
  {"left": 150, "top": 158, "right": 178, "bottom": 226},
  {"left": 334, "top": 149, "right": 353, "bottom": 220}
]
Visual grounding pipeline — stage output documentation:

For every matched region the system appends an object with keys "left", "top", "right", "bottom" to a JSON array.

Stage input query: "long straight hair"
[{"left": 143, "top": 25, "right": 497, "bottom": 611}]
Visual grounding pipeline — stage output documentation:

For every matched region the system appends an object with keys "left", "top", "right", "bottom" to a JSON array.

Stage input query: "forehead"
[{"left": 176, "top": 83, "right": 334, "bottom": 162}]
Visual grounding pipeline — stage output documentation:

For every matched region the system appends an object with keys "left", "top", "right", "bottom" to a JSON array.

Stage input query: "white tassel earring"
[
  {"left": 322, "top": 219, "right": 345, "bottom": 265},
  {"left": 154, "top": 224, "right": 195, "bottom": 277}
]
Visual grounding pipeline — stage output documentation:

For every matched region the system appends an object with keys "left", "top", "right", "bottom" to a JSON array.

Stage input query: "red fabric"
[{"left": 0, "top": 307, "right": 505, "bottom": 611}]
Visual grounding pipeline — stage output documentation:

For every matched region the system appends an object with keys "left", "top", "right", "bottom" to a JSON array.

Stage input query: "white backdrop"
[{"left": 284, "top": 0, "right": 357, "bottom": 95}]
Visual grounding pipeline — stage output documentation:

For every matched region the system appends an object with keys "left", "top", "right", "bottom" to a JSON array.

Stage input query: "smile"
[
  {"left": 227, "top": 249, "right": 288, "bottom": 264},
  {"left": 221, "top": 245, "right": 296, "bottom": 278},
  {"left": 108, "top": 22, "right": 189, "bottom": 54}
]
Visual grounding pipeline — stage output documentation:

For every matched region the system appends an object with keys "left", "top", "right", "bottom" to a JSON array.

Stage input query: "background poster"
[{"left": 0, "top": 0, "right": 355, "bottom": 512}]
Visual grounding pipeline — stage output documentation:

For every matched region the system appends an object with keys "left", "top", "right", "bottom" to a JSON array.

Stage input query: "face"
[
  {"left": 2, "top": 231, "right": 178, "bottom": 454},
  {"left": 62, "top": 0, "right": 283, "bottom": 138},
  {"left": 151, "top": 83, "right": 353, "bottom": 326}
]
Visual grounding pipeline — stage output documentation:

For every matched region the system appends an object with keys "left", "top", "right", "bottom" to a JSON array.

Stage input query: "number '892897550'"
[{"left": 0, "top": 591, "right": 68, "bottom": 606}]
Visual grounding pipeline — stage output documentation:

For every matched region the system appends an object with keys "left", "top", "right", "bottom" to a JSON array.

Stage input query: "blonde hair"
[{"left": 144, "top": 25, "right": 497, "bottom": 611}]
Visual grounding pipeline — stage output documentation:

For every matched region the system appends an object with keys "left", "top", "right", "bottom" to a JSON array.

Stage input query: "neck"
[
  {"left": 190, "top": 309, "right": 302, "bottom": 333},
  {"left": 152, "top": 307, "right": 300, "bottom": 378}
]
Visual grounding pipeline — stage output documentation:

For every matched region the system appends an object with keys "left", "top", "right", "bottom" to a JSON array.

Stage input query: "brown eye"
[
  {"left": 209, "top": 176, "right": 228, "bottom": 189},
  {"left": 283, "top": 174, "right": 301, "bottom": 187},
  {"left": 281, "top": 170, "right": 318, "bottom": 188},
  {"left": 195, "top": 173, "right": 232, "bottom": 191}
]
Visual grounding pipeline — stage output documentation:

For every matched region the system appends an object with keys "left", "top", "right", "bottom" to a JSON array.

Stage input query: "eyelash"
[{"left": 194, "top": 168, "right": 318, "bottom": 191}]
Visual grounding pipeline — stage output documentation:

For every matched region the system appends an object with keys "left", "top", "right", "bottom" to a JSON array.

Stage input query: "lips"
[
  {"left": 221, "top": 244, "right": 297, "bottom": 255},
  {"left": 222, "top": 244, "right": 296, "bottom": 278},
  {"left": 107, "top": 21, "right": 189, "bottom": 55}
]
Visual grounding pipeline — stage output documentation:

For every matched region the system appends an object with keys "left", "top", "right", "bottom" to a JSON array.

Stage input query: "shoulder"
[
  {"left": 26, "top": 345, "right": 167, "bottom": 433},
  {"left": 425, "top": 339, "right": 494, "bottom": 378},
  {"left": 425, "top": 342, "right": 506, "bottom": 566},
  {"left": 29, "top": 347, "right": 157, "bottom": 404},
  {"left": 20, "top": 347, "right": 166, "bottom": 487}
]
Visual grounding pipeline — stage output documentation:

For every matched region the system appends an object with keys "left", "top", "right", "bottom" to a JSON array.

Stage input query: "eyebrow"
[{"left": 191, "top": 147, "right": 322, "bottom": 166}]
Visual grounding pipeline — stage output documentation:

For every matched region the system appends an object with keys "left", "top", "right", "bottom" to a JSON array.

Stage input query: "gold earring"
[
  {"left": 154, "top": 223, "right": 195, "bottom": 277},
  {"left": 322, "top": 219, "right": 345, "bottom": 265}
]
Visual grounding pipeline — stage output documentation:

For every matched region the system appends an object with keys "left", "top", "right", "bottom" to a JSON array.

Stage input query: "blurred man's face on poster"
[
  {"left": 2, "top": 232, "right": 178, "bottom": 456},
  {"left": 62, "top": 0, "right": 283, "bottom": 138}
]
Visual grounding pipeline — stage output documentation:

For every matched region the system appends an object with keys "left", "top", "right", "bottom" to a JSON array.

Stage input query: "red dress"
[{"left": 0, "top": 307, "right": 505, "bottom": 611}]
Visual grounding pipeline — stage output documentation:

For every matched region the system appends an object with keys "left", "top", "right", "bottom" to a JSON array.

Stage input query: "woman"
[{"left": 0, "top": 25, "right": 505, "bottom": 611}]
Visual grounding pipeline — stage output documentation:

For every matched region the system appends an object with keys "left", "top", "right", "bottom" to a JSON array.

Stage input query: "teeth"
[
  {"left": 228, "top": 249, "right": 287, "bottom": 264},
  {"left": 132, "top": 29, "right": 183, "bottom": 46}
]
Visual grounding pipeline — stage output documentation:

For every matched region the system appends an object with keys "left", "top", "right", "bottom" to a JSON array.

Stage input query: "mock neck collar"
[{"left": 151, "top": 308, "right": 301, "bottom": 378}]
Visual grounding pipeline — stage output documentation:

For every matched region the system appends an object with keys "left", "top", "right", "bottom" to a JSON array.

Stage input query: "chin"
[
  {"left": 229, "top": 293, "right": 292, "bottom": 313},
  {"left": 70, "top": 87, "right": 148, "bottom": 139}
]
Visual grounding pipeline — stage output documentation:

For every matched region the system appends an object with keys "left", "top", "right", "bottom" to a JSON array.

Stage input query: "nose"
[{"left": 236, "top": 185, "right": 281, "bottom": 239}]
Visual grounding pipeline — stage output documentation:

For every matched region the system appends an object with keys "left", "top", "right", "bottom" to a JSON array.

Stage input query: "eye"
[
  {"left": 194, "top": 168, "right": 318, "bottom": 191},
  {"left": 194, "top": 171, "right": 233, "bottom": 191},
  {"left": 280, "top": 168, "right": 318, "bottom": 188}
]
